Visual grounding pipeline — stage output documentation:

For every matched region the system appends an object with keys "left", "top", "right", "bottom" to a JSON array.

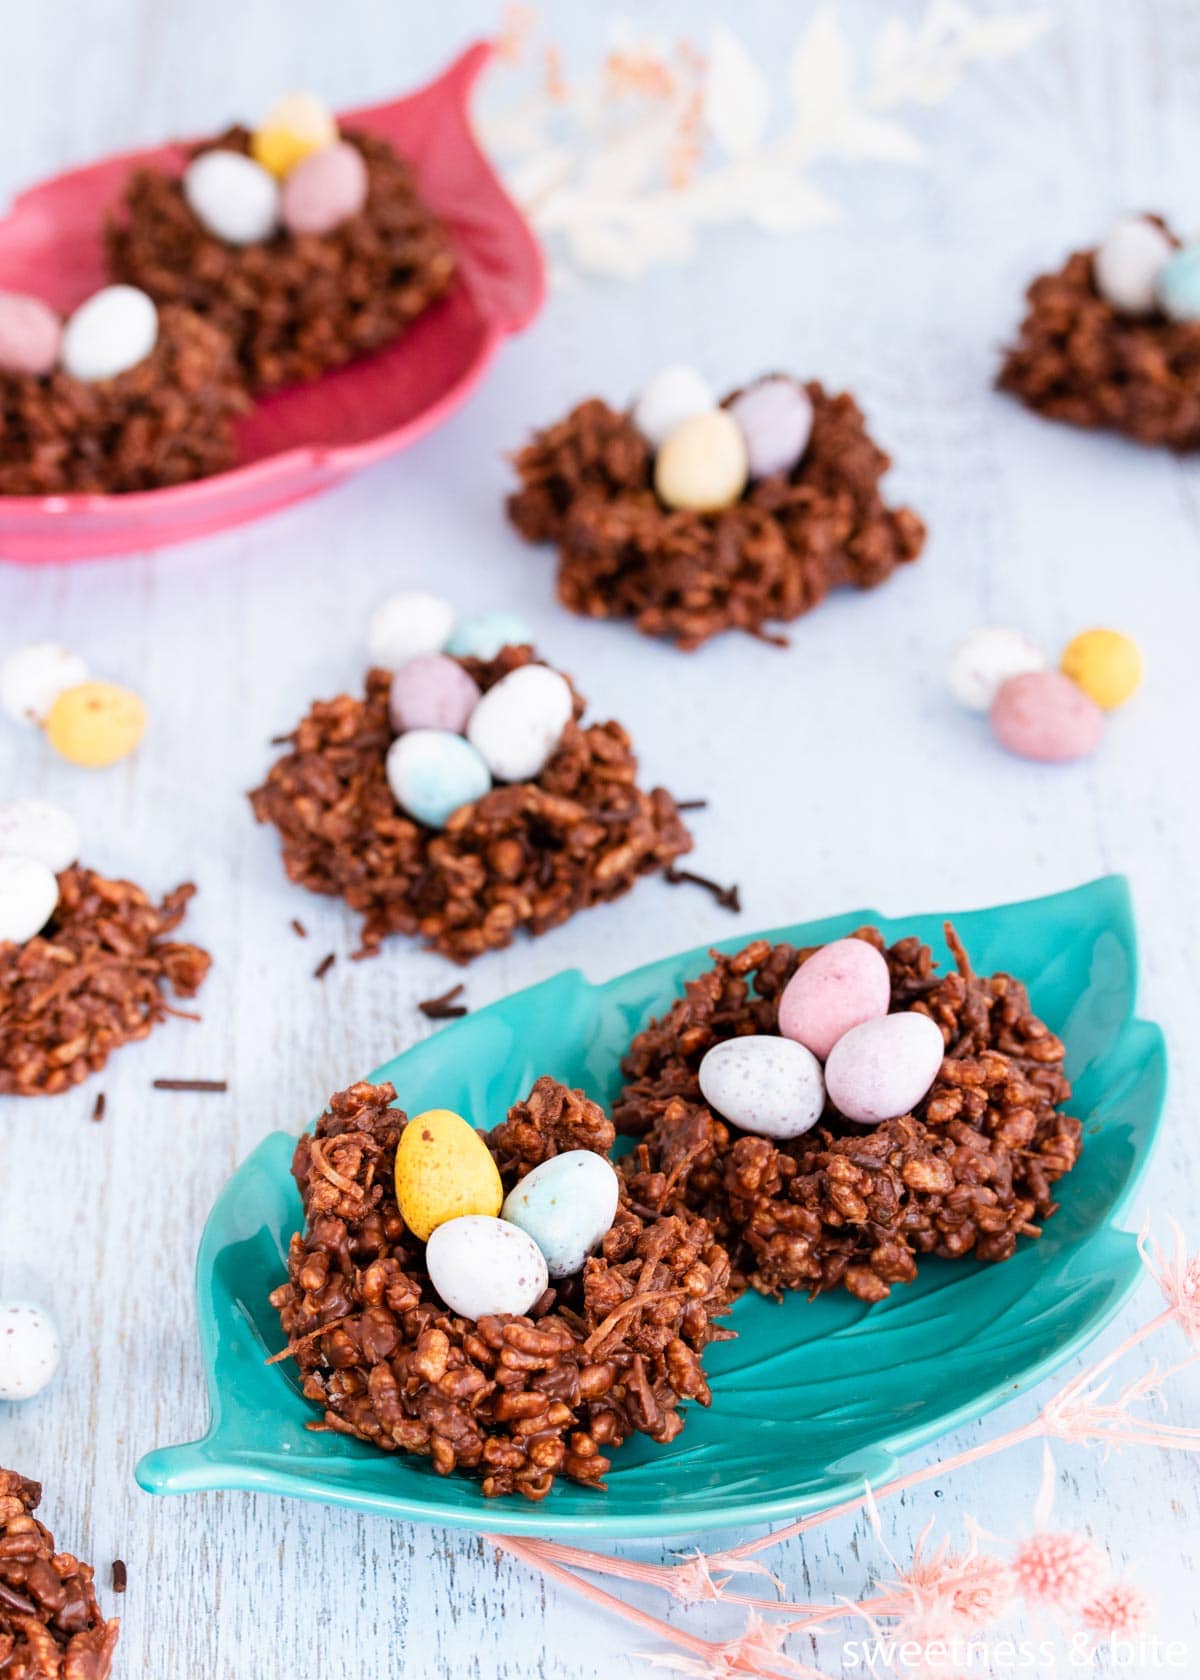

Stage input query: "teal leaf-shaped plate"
[{"left": 137, "top": 877, "right": 1165, "bottom": 1539}]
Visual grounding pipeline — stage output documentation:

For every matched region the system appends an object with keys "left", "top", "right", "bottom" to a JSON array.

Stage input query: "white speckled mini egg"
[
  {"left": 824, "top": 1012, "right": 945, "bottom": 1124},
  {"left": 385, "top": 729, "right": 491, "bottom": 828},
  {"left": 631, "top": 363, "right": 716, "bottom": 448},
  {"left": 61, "top": 285, "right": 158, "bottom": 383},
  {"left": 1094, "top": 215, "right": 1174, "bottom": 315},
  {"left": 425, "top": 1215, "right": 549, "bottom": 1320},
  {"left": 0, "top": 1300, "right": 61, "bottom": 1400},
  {"left": 0, "top": 642, "right": 89, "bottom": 727},
  {"left": 0, "top": 856, "right": 59, "bottom": 945},
  {"left": 184, "top": 149, "right": 280, "bottom": 246},
  {"left": 0, "top": 799, "right": 79, "bottom": 874},
  {"left": 698, "top": 1034, "right": 826, "bottom": 1140},
  {"left": 367, "top": 591, "right": 456, "bottom": 670},
  {"left": 946, "top": 627, "right": 1048, "bottom": 713},
  {"left": 466, "top": 664, "right": 574, "bottom": 782},
  {"left": 777, "top": 937, "right": 891, "bottom": 1061},
  {"left": 501, "top": 1151, "right": 620, "bottom": 1279}
]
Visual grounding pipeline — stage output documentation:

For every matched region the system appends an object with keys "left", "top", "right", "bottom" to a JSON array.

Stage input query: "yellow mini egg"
[
  {"left": 44, "top": 681, "right": 146, "bottom": 768},
  {"left": 251, "top": 92, "right": 338, "bottom": 180},
  {"left": 654, "top": 409, "right": 748, "bottom": 513},
  {"left": 394, "top": 1108, "right": 503, "bottom": 1242},
  {"left": 1060, "top": 628, "right": 1143, "bottom": 711}
]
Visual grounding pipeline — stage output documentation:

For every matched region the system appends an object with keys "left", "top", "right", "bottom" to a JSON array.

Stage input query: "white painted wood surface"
[{"left": 2, "top": 1, "right": 1198, "bottom": 1674}]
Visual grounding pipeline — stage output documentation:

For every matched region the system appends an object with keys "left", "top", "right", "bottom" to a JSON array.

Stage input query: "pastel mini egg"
[
  {"left": 777, "top": 938, "right": 891, "bottom": 1062},
  {"left": 501, "top": 1151, "right": 620, "bottom": 1280},
  {"left": 251, "top": 91, "right": 339, "bottom": 179},
  {"left": 698, "top": 1035, "right": 826, "bottom": 1140},
  {"left": 61, "top": 285, "right": 157, "bottom": 383},
  {"left": 654, "top": 410, "right": 748, "bottom": 514},
  {"left": 1157, "top": 243, "right": 1200, "bottom": 323},
  {"left": 0, "top": 291, "right": 62, "bottom": 378},
  {"left": 394, "top": 1109, "right": 504, "bottom": 1242},
  {"left": 386, "top": 730, "right": 491, "bottom": 828},
  {"left": 726, "top": 376, "right": 813, "bottom": 479},
  {"left": 367, "top": 591, "right": 456, "bottom": 670},
  {"left": 281, "top": 140, "right": 368, "bottom": 237},
  {"left": 1093, "top": 215, "right": 1174, "bottom": 315},
  {"left": 45, "top": 681, "right": 147, "bottom": 769},
  {"left": 0, "top": 642, "right": 89, "bottom": 727},
  {"left": 444, "top": 611, "right": 535, "bottom": 661},
  {"left": 947, "top": 627, "right": 1048, "bottom": 713},
  {"left": 466, "top": 664, "right": 574, "bottom": 782},
  {"left": 0, "top": 856, "right": 58, "bottom": 945},
  {"left": 389, "top": 654, "right": 481, "bottom": 735},
  {"left": 631, "top": 363, "right": 716, "bottom": 448},
  {"left": 1060, "top": 628, "right": 1143, "bottom": 711},
  {"left": 0, "top": 1301, "right": 61, "bottom": 1401},
  {"left": 989, "top": 670, "right": 1105, "bottom": 763},
  {"left": 0, "top": 799, "right": 80, "bottom": 874},
  {"left": 426, "top": 1215, "right": 549, "bottom": 1321},
  {"left": 824, "top": 1012, "right": 944, "bottom": 1124},
  {"left": 184, "top": 150, "right": 280, "bottom": 246}
]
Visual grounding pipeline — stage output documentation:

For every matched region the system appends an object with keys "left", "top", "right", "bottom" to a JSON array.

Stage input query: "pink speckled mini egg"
[
  {"left": 989, "top": 670, "right": 1105, "bottom": 763},
  {"left": 280, "top": 140, "right": 369, "bottom": 237},
  {"left": 824, "top": 1012, "right": 945, "bottom": 1124},
  {"left": 0, "top": 291, "right": 62, "bottom": 377},
  {"left": 777, "top": 937, "right": 891, "bottom": 1061},
  {"left": 389, "top": 654, "right": 481, "bottom": 735}
]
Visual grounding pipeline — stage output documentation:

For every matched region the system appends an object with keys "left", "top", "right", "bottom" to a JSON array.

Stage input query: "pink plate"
[{"left": 0, "top": 42, "right": 544, "bottom": 565}]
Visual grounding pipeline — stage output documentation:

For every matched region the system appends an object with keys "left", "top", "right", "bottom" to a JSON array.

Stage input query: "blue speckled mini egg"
[
  {"left": 385, "top": 729, "right": 491, "bottom": 829},
  {"left": 1157, "top": 243, "right": 1200, "bottom": 322},
  {"left": 444, "top": 611, "right": 535, "bottom": 661}
]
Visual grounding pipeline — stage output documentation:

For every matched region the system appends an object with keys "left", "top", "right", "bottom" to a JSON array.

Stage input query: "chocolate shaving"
[
  {"left": 152, "top": 1077, "right": 227, "bottom": 1093},
  {"left": 110, "top": 1560, "right": 127, "bottom": 1594},
  {"left": 90, "top": 1092, "right": 107, "bottom": 1123},
  {"left": 664, "top": 867, "right": 741, "bottom": 913},
  {"left": 290, "top": 919, "right": 308, "bottom": 939},
  {"left": 313, "top": 953, "right": 336, "bottom": 981},
  {"left": 675, "top": 799, "right": 709, "bottom": 812},
  {"left": 507, "top": 384, "right": 925, "bottom": 649},
  {"left": 418, "top": 983, "right": 468, "bottom": 1020}
]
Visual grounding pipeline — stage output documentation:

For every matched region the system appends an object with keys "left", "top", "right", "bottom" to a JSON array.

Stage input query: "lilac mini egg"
[
  {"left": 824, "top": 1013, "right": 945, "bottom": 1124},
  {"left": 281, "top": 140, "right": 369, "bottom": 237},
  {"left": 389, "top": 654, "right": 481, "bottom": 735},
  {"left": 989, "top": 671, "right": 1105, "bottom": 763},
  {"left": 777, "top": 938, "right": 891, "bottom": 1061},
  {"left": 0, "top": 292, "right": 62, "bottom": 378},
  {"left": 727, "top": 376, "right": 813, "bottom": 479}
]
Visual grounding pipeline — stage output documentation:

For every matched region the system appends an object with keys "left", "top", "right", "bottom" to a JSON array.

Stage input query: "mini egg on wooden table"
[
  {"left": 0, "top": 1301, "right": 61, "bottom": 1400},
  {"left": 501, "top": 1151, "right": 620, "bottom": 1279},
  {"left": 394, "top": 1108, "right": 503, "bottom": 1242},
  {"left": 989, "top": 670, "right": 1105, "bottom": 763}
]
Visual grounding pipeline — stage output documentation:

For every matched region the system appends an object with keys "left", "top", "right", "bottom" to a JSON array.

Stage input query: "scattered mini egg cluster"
[
  {"left": 1, "top": 642, "right": 146, "bottom": 768},
  {"left": 184, "top": 92, "right": 368, "bottom": 246},
  {"left": 0, "top": 283, "right": 159, "bottom": 383},
  {"left": 364, "top": 591, "right": 566, "bottom": 829},
  {"left": 0, "top": 1300, "right": 61, "bottom": 1401},
  {"left": 393, "top": 1108, "right": 621, "bottom": 1318},
  {"left": 0, "top": 797, "right": 80, "bottom": 943},
  {"left": 697, "top": 938, "right": 944, "bottom": 1138},
  {"left": 628, "top": 365, "right": 814, "bottom": 514},
  {"left": 948, "top": 625, "right": 1143, "bottom": 763},
  {"left": 1093, "top": 213, "right": 1200, "bottom": 320}
]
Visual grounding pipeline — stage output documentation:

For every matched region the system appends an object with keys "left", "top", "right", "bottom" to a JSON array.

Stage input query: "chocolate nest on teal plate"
[{"left": 136, "top": 877, "right": 1164, "bottom": 1540}]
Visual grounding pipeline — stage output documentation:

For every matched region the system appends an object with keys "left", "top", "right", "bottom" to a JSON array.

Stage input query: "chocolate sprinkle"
[
  {"left": 291, "top": 918, "right": 308, "bottom": 939},
  {"left": 313, "top": 953, "right": 336, "bottom": 981},
  {"left": 664, "top": 867, "right": 741, "bottom": 913},
  {"left": 110, "top": 1560, "right": 127, "bottom": 1594},
  {"left": 91, "top": 1092, "right": 107, "bottom": 1123},
  {"left": 152, "top": 1077, "right": 227, "bottom": 1093}
]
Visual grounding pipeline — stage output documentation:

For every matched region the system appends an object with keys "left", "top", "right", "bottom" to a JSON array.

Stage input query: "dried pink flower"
[
  {"left": 1079, "top": 1580, "right": 1154, "bottom": 1638},
  {"left": 1140, "top": 1219, "right": 1200, "bottom": 1342},
  {"left": 1010, "top": 1531, "right": 1108, "bottom": 1610}
]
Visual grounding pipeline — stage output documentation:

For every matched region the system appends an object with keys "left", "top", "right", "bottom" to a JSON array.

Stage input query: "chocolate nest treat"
[
  {"left": 107, "top": 126, "right": 457, "bottom": 392},
  {"left": 249, "top": 644, "right": 692, "bottom": 962},
  {"left": 616, "top": 927, "right": 1082, "bottom": 1303},
  {"left": 0, "top": 865, "right": 211, "bottom": 1096},
  {"left": 998, "top": 215, "right": 1200, "bottom": 449},
  {"left": 507, "top": 371, "right": 925, "bottom": 650},
  {"left": 0, "top": 1468, "right": 120, "bottom": 1679},
  {"left": 0, "top": 303, "right": 246, "bottom": 495},
  {"left": 269, "top": 1076, "right": 733, "bottom": 1499}
]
